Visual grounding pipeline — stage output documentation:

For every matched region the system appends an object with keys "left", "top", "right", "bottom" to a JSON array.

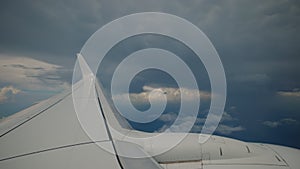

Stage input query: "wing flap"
[{"left": 115, "top": 141, "right": 163, "bottom": 169}]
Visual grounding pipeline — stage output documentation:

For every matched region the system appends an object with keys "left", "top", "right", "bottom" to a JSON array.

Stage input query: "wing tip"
[{"left": 77, "top": 53, "right": 94, "bottom": 77}]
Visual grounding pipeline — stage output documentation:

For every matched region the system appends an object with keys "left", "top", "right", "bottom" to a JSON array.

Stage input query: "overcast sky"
[{"left": 0, "top": 0, "right": 299, "bottom": 148}]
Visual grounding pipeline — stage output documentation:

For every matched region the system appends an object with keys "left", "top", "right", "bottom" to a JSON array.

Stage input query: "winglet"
[{"left": 77, "top": 53, "right": 94, "bottom": 77}]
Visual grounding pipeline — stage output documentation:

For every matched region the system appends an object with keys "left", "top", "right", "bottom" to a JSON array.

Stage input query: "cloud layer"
[
  {"left": 156, "top": 111, "right": 244, "bottom": 135},
  {"left": 263, "top": 118, "right": 299, "bottom": 128},
  {"left": 277, "top": 89, "right": 300, "bottom": 97},
  {"left": 0, "top": 86, "right": 21, "bottom": 103},
  {"left": 0, "top": 55, "right": 70, "bottom": 92},
  {"left": 113, "top": 85, "right": 210, "bottom": 107},
  {"left": 0, "top": 0, "right": 299, "bottom": 147}
]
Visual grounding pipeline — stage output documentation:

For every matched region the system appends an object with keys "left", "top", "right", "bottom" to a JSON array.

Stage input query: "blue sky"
[{"left": 0, "top": 0, "right": 299, "bottom": 148}]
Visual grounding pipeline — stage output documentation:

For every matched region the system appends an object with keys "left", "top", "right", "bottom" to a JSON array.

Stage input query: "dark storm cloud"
[
  {"left": 0, "top": 0, "right": 299, "bottom": 147},
  {"left": 0, "top": 0, "right": 100, "bottom": 55},
  {"left": 1, "top": 0, "right": 298, "bottom": 88}
]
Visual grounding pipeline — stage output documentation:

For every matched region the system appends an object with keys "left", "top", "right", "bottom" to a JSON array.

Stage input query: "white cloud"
[
  {"left": 216, "top": 124, "right": 245, "bottom": 135},
  {"left": 0, "top": 86, "right": 21, "bottom": 103},
  {"left": 0, "top": 55, "right": 70, "bottom": 92},
  {"left": 263, "top": 118, "right": 298, "bottom": 128},
  {"left": 220, "top": 111, "right": 238, "bottom": 122},
  {"left": 281, "top": 118, "right": 298, "bottom": 125},
  {"left": 157, "top": 116, "right": 245, "bottom": 135},
  {"left": 113, "top": 85, "right": 210, "bottom": 106},
  {"left": 156, "top": 115, "right": 198, "bottom": 133},
  {"left": 202, "top": 111, "right": 244, "bottom": 135},
  {"left": 155, "top": 110, "right": 244, "bottom": 135},
  {"left": 158, "top": 112, "right": 177, "bottom": 122},
  {"left": 277, "top": 89, "right": 300, "bottom": 97},
  {"left": 262, "top": 121, "right": 281, "bottom": 128}
]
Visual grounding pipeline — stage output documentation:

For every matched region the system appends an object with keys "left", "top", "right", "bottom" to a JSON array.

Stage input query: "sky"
[{"left": 0, "top": 0, "right": 300, "bottom": 148}]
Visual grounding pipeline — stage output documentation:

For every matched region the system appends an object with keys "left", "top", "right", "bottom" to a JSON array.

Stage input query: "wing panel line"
[
  {"left": 96, "top": 91, "right": 124, "bottom": 169},
  {"left": 0, "top": 92, "right": 70, "bottom": 138},
  {"left": 0, "top": 140, "right": 109, "bottom": 162}
]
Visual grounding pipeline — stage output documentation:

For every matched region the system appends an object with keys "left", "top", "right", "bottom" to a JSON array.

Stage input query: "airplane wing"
[
  {"left": 0, "top": 54, "right": 162, "bottom": 169},
  {"left": 0, "top": 54, "right": 299, "bottom": 169}
]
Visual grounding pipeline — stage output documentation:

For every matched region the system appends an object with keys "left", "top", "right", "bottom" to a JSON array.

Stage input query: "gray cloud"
[
  {"left": 0, "top": 54, "right": 71, "bottom": 92},
  {"left": 113, "top": 85, "right": 211, "bottom": 107},
  {"left": 216, "top": 125, "right": 245, "bottom": 135},
  {"left": 263, "top": 118, "right": 299, "bottom": 128},
  {"left": 277, "top": 89, "right": 300, "bottom": 97},
  {"left": 0, "top": 0, "right": 300, "bottom": 147},
  {"left": 156, "top": 110, "right": 244, "bottom": 135},
  {"left": 0, "top": 86, "right": 21, "bottom": 103},
  {"left": 1, "top": 0, "right": 299, "bottom": 89},
  {"left": 220, "top": 112, "right": 238, "bottom": 123}
]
